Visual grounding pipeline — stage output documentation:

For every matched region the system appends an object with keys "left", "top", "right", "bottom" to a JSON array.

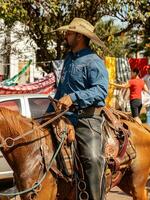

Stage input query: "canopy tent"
[{"left": 0, "top": 72, "right": 56, "bottom": 95}]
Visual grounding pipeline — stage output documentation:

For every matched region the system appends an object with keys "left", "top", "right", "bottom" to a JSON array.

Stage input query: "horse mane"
[{"left": 0, "top": 107, "right": 38, "bottom": 139}]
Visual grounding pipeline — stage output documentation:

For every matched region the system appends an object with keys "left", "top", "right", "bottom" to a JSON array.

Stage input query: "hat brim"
[{"left": 56, "top": 25, "right": 106, "bottom": 47}]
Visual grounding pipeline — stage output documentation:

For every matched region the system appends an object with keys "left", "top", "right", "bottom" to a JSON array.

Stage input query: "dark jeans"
[
  {"left": 130, "top": 98, "right": 142, "bottom": 117},
  {"left": 75, "top": 116, "right": 106, "bottom": 200}
]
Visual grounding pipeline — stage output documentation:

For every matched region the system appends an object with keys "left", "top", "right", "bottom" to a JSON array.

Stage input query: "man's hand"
[{"left": 58, "top": 95, "right": 73, "bottom": 110}]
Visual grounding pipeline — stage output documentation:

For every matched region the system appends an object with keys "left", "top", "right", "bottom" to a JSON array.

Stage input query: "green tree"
[
  {"left": 95, "top": 19, "right": 130, "bottom": 57},
  {"left": 0, "top": 0, "right": 149, "bottom": 72}
]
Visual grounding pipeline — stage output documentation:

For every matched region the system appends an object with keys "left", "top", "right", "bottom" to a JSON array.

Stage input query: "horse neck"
[
  {"left": 0, "top": 113, "right": 55, "bottom": 195},
  {"left": 18, "top": 130, "right": 54, "bottom": 191}
]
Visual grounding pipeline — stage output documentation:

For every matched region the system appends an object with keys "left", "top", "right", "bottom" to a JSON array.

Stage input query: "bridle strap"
[
  {"left": 0, "top": 130, "right": 67, "bottom": 197},
  {"left": 0, "top": 108, "right": 69, "bottom": 149}
]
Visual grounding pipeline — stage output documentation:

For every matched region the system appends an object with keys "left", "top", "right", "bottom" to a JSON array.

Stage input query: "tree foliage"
[
  {"left": 0, "top": 0, "right": 149, "bottom": 72},
  {"left": 96, "top": 19, "right": 130, "bottom": 57}
]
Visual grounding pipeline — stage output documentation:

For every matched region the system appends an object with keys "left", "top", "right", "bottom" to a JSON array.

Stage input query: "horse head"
[{"left": 0, "top": 107, "right": 56, "bottom": 200}]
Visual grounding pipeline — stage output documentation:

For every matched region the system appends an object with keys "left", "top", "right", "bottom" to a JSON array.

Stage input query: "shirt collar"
[{"left": 70, "top": 48, "right": 93, "bottom": 60}]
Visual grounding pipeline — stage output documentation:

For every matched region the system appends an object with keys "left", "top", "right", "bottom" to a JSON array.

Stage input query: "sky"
[{"left": 102, "top": 15, "right": 128, "bottom": 28}]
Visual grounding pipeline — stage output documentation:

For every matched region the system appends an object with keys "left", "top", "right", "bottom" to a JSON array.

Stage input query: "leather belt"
[{"left": 76, "top": 106, "right": 103, "bottom": 117}]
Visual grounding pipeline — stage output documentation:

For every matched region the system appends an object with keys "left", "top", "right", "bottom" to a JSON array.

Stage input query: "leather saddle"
[
  {"left": 41, "top": 106, "right": 136, "bottom": 192},
  {"left": 100, "top": 107, "right": 136, "bottom": 191},
  {"left": 57, "top": 107, "right": 136, "bottom": 191}
]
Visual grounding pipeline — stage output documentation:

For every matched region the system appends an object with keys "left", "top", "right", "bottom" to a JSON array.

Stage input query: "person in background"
[
  {"left": 143, "top": 65, "right": 150, "bottom": 91},
  {"left": 47, "top": 18, "right": 108, "bottom": 200},
  {"left": 142, "top": 65, "right": 150, "bottom": 123},
  {"left": 110, "top": 68, "right": 149, "bottom": 124}
]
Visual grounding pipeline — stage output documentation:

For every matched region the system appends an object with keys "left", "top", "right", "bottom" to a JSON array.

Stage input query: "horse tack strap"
[
  {"left": 100, "top": 107, "right": 125, "bottom": 130},
  {"left": 118, "top": 128, "right": 129, "bottom": 158},
  {"left": 102, "top": 107, "right": 131, "bottom": 157},
  {"left": 111, "top": 171, "right": 123, "bottom": 188},
  {"left": 103, "top": 107, "right": 137, "bottom": 191},
  {"left": 0, "top": 108, "right": 69, "bottom": 149},
  {"left": 110, "top": 107, "right": 134, "bottom": 121},
  {"left": 103, "top": 107, "right": 133, "bottom": 173},
  {"left": 50, "top": 165, "right": 69, "bottom": 182}
]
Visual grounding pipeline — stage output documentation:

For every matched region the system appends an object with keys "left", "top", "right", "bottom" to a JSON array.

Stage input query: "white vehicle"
[{"left": 0, "top": 93, "right": 54, "bottom": 180}]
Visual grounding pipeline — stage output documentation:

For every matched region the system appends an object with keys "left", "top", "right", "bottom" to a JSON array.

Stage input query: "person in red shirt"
[{"left": 110, "top": 68, "right": 149, "bottom": 124}]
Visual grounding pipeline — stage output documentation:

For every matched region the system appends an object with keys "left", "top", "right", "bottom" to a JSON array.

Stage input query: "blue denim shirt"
[{"left": 47, "top": 48, "right": 108, "bottom": 124}]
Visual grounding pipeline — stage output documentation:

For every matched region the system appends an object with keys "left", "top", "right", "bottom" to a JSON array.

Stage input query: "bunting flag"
[
  {"left": 128, "top": 58, "right": 148, "bottom": 78},
  {"left": 115, "top": 58, "right": 131, "bottom": 111},
  {"left": 52, "top": 60, "right": 64, "bottom": 86},
  {"left": 0, "top": 72, "right": 56, "bottom": 95},
  {"left": 105, "top": 57, "right": 116, "bottom": 107},
  {"left": 116, "top": 58, "right": 131, "bottom": 83},
  {"left": 105, "top": 57, "right": 131, "bottom": 111},
  {"left": 114, "top": 88, "right": 130, "bottom": 111},
  {"left": 2, "top": 60, "right": 32, "bottom": 86}
]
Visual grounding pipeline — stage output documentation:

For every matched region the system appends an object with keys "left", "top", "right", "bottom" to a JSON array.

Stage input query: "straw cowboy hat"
[{"left": 56, "top": 17, "right": 106, "bottom": 47}]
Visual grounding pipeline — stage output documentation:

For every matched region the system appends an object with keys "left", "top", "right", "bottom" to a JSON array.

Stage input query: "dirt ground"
[
  {"left": 10, "top": 188, "right": 132, "bottom": 200},
  {"left": 107, "top": 187, "right": 132, "bottom": 200},
  {"left": 11, "top": 187, "right": 132, "bottom": 200},
  {"left": 5, "top": 185, "right": 150, "bottom": 200}
]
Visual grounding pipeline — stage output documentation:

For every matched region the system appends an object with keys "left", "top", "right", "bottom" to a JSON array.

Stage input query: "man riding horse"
[{"left": 46, "top": 17, "right": 109, "bottom": 200}]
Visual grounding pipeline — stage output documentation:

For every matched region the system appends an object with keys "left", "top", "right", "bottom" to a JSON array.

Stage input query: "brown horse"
[
  {"left": 0, "top": 107, "right": 74, "bottom": 200},
  {"left": 0, "top": 107, "right": 150, "bottom": 200},
  {"left": 117, "top": 120, "right": 150, "bottom": 200}
]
